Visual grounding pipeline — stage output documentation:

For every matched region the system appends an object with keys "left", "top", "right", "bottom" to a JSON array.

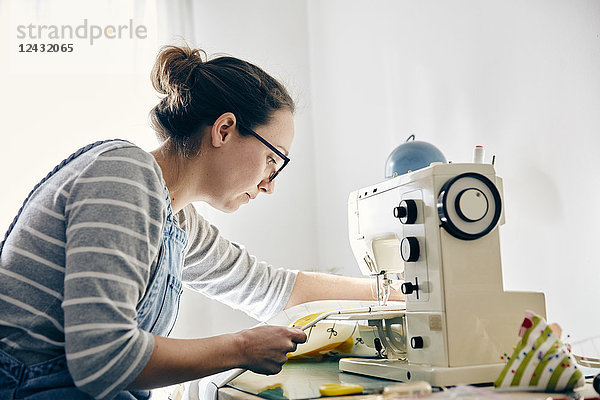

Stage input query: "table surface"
[{"left": 220, "top": 358, "right": 600, "bottom": 400}]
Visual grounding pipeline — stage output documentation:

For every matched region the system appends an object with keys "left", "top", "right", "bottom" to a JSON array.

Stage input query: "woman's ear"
[{"left": 210, "top": 112, "right": 236, "bottom": 148}]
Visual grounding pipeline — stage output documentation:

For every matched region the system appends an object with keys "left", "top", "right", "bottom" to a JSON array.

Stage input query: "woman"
[{"left": 0, "top": 45, "right": 397, "bottom": 399}]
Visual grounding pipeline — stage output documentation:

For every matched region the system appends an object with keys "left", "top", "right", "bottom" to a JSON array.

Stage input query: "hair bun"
[
  {"left": 151, "top": 45, "right": 206, "bottom": 98},
  {"left": 149, "top": 44, "right": 295, "bottom": 157}
]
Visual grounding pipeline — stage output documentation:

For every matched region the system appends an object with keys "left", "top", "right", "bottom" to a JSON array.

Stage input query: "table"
[{"left": 218, "top": 358, "right": 600, "bottom": 400}]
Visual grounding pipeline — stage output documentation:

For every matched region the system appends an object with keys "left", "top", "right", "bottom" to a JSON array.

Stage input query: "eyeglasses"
[{"left": 237, "top": 122, "right": 290, "bottom": 182}]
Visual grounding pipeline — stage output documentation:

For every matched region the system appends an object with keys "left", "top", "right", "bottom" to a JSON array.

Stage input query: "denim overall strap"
[{"left": 135, "top": 186, "right": 187, "bottom": 337}]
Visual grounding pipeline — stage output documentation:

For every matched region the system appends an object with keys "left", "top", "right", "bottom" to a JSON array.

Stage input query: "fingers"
[
  {"left": 240, "top": 325, "right": 308, "bottom": 375},
  {"left": 262, "top": 362, "right": 284, "bottom": 375},
  {"left": 288, "top": 326, "right": 307, "bottom": 344}
]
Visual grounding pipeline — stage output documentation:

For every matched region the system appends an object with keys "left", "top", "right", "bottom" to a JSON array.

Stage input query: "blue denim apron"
[{"left": 0, "top": 140, "right": 187, "bottom": 400}]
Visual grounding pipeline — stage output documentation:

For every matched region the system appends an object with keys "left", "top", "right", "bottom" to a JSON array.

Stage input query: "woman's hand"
[
  {"left": 237, "top": 325, "right": 307, "bottom": 374},
  {"left": 129, "top": 326, "right": 306, "bottom": 390}
]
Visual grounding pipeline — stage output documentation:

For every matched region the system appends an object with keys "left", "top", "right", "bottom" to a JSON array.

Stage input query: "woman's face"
[{"left": 201, "top": 109, "right": 295, "bottom": 213}]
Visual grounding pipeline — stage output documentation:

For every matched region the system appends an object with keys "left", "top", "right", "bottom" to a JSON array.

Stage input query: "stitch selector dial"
[
  {"left": 437, "top": 172, "right": 502, "bottom": 240},
  {"left": 401, "top": 237, "right": 420, "bottom": 262},
  {"left": 394, "top": 199, "right": 418, "bottom": 224}
]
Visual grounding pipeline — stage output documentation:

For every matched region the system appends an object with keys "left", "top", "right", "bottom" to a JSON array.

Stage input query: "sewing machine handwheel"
[{"left": 437, "top": 172, "right": 502, "bottom": 240}]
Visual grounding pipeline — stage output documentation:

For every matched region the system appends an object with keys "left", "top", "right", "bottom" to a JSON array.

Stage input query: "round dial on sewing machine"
[
  {"left": 437, "top": 172, "right": 502, "bottom": 240},
  {"left": 394, "top": 199, "right": 418, "bottom": 224},
  {"left": 400, "top": 237, "right": 420, "bottom": 262},
  {"left": 456, "top": 188, "right": 488, "bottom": 222},
  {"left": 410, "top": 336, "right": 424, "bottom": 349}
]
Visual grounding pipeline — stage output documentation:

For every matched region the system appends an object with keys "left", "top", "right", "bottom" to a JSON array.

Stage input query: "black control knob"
[
  {"left": 401, "top": 282, "right": 418, "bottom": 294},
  {"left": 401, "top": 237, "right": 420, "bottom": 262},
  {"left": 411, "top": 336, "right": 424, "bottom": 349},
  {"left": 393, "top": 199, "right": 418, "bottom": 224}
]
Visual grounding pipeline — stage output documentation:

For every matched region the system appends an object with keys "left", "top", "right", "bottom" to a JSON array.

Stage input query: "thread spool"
[{"left": 473, "top": 145, "right": 485, "bottom": 163}]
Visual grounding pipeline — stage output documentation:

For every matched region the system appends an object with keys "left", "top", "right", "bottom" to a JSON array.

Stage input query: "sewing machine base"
[{"left": 339, "top": 357, "right": 505, "bottom": 387}]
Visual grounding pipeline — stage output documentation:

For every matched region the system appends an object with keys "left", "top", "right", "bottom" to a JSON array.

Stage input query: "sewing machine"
[{"left": 339, "top": 161, "right": 546, "bottom": 386}]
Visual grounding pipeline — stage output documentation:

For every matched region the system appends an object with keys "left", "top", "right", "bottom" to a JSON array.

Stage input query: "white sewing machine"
[{"left": 339, "top": 161, "right": 546, "bottom": 386}]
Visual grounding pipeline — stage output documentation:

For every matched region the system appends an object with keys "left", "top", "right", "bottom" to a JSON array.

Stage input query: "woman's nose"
[{"left": 258, "top": 178, "right": 274, "bottom": 194}]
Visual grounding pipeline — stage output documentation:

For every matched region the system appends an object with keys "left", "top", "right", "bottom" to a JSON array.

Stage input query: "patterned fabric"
[{"left": 494, "top": 311, "right": 584, "bottom": 392}]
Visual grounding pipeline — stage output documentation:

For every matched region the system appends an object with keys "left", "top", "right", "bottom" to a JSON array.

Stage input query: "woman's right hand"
[
  {"left": 237, "top": 325, "right": 307, "bottom": 374},
  {"left": 129, "top": 326, "right": 307, "bottom": 390}
]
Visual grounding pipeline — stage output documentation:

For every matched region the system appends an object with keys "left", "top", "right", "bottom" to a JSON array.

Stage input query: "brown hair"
[{"left": 149, "top": 45, "right": 295, "bottom": 156}]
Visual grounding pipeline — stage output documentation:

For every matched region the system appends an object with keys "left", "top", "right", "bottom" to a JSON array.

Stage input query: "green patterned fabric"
[{"left": 494, "top": 311, "right": 584, "bottom": 392}]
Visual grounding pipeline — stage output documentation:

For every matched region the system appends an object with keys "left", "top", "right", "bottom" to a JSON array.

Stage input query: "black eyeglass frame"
[{"left": 237, "top": 122, "right": 290, "bottom": 182}]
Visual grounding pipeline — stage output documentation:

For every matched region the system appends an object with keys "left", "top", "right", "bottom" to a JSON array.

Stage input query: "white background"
[{"left": 1, "top": 0, "right": 599, "bottom": 344}]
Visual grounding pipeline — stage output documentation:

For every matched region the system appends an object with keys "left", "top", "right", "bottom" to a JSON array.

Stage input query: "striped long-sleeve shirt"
[{"left": 0, "top": 141, "right": 297, "bottom": 399}]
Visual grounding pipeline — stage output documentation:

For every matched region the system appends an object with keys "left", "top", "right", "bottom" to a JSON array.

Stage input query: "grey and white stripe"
[{"left": 0, "top": 141, "right": 298, "bottom": 399}]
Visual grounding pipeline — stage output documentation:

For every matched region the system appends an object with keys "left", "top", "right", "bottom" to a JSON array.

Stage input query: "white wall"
[
  {"left": 307, "top": 0, "right": 600, "bottom": 339},
  {"left": 1, "top": 1, "right": 162, "bottom": 230}
]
